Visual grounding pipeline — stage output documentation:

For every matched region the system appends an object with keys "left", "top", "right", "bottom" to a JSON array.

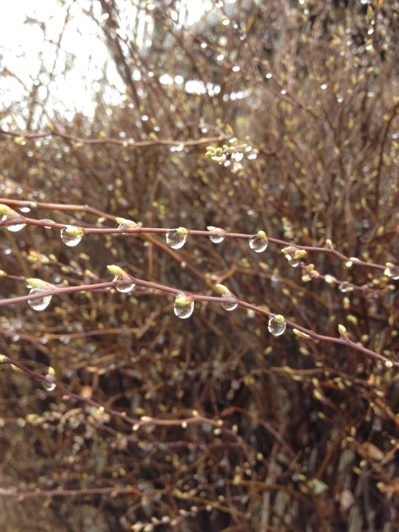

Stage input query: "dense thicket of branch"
[{"left": 0, "top": 1, "right": 399, "bottom": 530}]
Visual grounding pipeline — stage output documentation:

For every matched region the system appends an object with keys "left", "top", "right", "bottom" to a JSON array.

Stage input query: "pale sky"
[
  {"left": 0, "top": 1, "right": 233, "bottom": 128},
  {"left": 0, "top": 0, "right": 120, "bottom": 125}
]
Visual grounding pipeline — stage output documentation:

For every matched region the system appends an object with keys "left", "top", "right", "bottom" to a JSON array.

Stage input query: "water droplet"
[
  {"left": 43, "top": 378, "right": 56, "bottom": 392},
  {"left": 174, "top": 293, "right": 194, "bottom": 319},
  {"left": 285, "top": 255, "right": 300, "bottom": 267},
  {"left": 207, "top": 226, "right": 225, "bottom": 243},
  {"left": 249, "top": 231, "right": 268, "bottom": 253},
  {"left": 216, "top": 284, "right": 238, "bottom": 311},
  {"left": 28, "top": 289, "right": 52, "bottom": 311},
  {"left": 166, "top": 227, "right": 188, "bottom": 249},
  {"left": 40, "top": 219, "right": 55, "bottom": 228},
  {"left": 384, "top": 266, "right": 399, "bottom": 280},
  {"left": 169, "top": 144, "right": 184, "bottom": 152},
  {"left": 339, "top": 282, "right": 350, "bottom": 293},
  {"left": 221, "top": 294, "right": 238, "bottom": 311},
  {"left": 26, "top": 278, "right": 54, "bottom": 310},
  {"left": 268, "top": 315, "right": 286, "bottom": 336},
  {"left": 231, "top": 151, "right": 244, "bottom": 163},
  {"left": 107, "top": 265, "right": 135, "bottom": 292},
  {"left": 116, "top": 218, "right": 137, "bottom": 231},
  {"left": 113, "top": 276, "right": 135, "bottom": 293},
  {"left": 61, "top": 225, "right": 84, "bottom": 246},
  {"left": 282, "top": 246, "right": 306, "bottom": 267},
  {"left": 2, "top": 214, "right": 26, "bottom": 232}
]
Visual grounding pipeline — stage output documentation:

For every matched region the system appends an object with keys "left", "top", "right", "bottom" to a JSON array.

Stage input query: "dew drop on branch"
[
  {"left": 60, "top": 226, "right": 84, "bottom": 247},
  {"left": 113, "top": 276, "right": 135, "bottom": 293},
  {"left": 27, "top": 278, "right": 54, "bottom": 311},
  {"left": 40, "top": 219, "right": 55, "bottom": 229},
  {"left": 207, "top": 226, "right": 225, "bottom": 244},
  {"left": 116, "top": 217, "right": 137, "bottom": 232},
  {"left": 28, "top": 288, "right": 52, "bottom": 311},
  {"left": 384, "top": 265, "right": 399, "bottom": 280},
  {"left": 107, "top": 265, "right": 135, "bottom": 293},
  {"left": 249, "top": 231, "right": 268, "bottom": 253},
  {"left": 166, "top": 227, "right": 188, "bottom": 250},
  {"left": 43, "top": 375, "right": 56, "bottom": 392},
  {"left": 268, "top": 315, "right": 286, "bottom": 336},
  {"left": 286, "top": 256, "right": 300, "bottom": 267},
  {"left": 282, "top": 246, "right": 307, "bottom": 267},
  {"left": 1, "top": 213, "right": 26, "bottom": 232},
  {"left": 221, "top": 294, "right": 238, "bottom": 311},
  {"left": 216, "top": 283, "right": 238, "bottom": 311},
  {"left": 339, "top": 282, "right": 351, "bottom": 293},
  {"left": 174, "top": 293, "right": 194, "bottom": 319},
  {"left": 232, "top": 151, "right": 244, "bottom": 162}
]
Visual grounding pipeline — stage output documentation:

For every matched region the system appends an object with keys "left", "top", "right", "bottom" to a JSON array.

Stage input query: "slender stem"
[
  {"left": 0, "top": 209, "right": 390, "bottom": 271},
  {"left": 1, "top": 277, "right": 397, "bottom": 367}
]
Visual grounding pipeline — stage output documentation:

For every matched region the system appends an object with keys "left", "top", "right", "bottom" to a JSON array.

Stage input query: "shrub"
[{"left": 1, "top": 1, "right": 399, "bottom": 530}]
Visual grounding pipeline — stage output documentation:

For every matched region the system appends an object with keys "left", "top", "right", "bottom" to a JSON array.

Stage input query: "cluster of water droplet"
[
  {"left": 205, "top": 145, "right": 228, "bottom": 165},
  {"left": 249, "top": 231, "right": 268, "bottom": 253},
  {"left": 166, "top": 227, "right": 188, "bottom": 250},
  {"left": 205, "top": 142, "right": 257, "bottom": 170}
]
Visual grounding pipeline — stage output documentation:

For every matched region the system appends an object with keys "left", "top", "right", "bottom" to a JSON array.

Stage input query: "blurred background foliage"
[{"left": 1, "top": 0, "right": 399, "bottom": 530}]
